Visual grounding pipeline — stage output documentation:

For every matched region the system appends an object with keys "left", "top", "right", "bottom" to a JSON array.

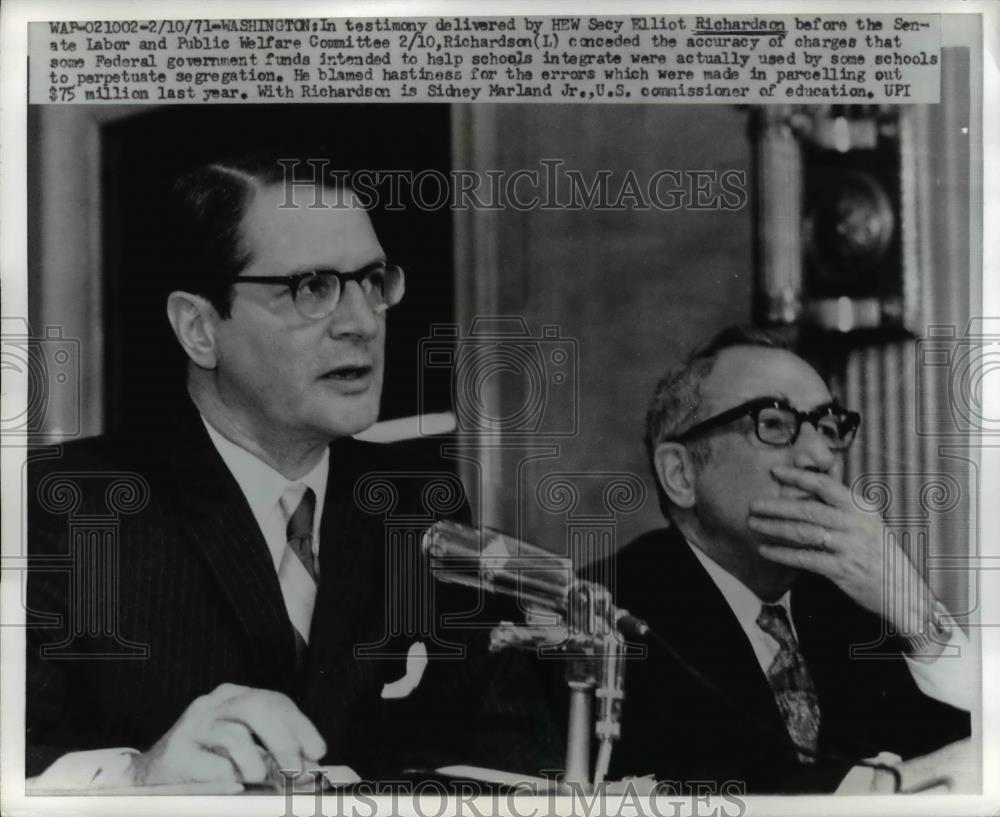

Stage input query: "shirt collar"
[
  {"left": 687, "top": 541, "right": 795, "bottom": 635},
  {"left": 201, "top": 417, "right": 329, "bottom": 532}
]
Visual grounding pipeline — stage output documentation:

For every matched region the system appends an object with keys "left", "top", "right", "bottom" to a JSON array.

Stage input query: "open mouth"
[{"left": 321, "top": 364, "right": 372, "bottom": 381}]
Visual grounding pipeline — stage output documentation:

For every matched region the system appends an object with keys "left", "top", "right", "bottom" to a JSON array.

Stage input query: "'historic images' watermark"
[{"left": 276, "top": 158, "right": 748, "bottom": 213}]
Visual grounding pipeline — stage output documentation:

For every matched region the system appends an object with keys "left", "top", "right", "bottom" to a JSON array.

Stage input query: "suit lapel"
[
  {"left": 639, "top": 534, "right": 789, "bottom": 738},
  {"left": 790, "top": 577, "right": 867, "bottom": 752},
  {"left": 164, "top": 406, "right": 297, "bottom": 689},
  {"left": 302, "top": 439, "right": 389, "bottom": 726}
]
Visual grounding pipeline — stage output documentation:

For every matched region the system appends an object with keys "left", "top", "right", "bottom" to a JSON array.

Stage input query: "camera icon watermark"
[
  {"left": 419, "top": 317, "right": 578, "bottom": 437},
  {"left": 915, "top": 318, "right": 1000, "bottom": 437},
  {"left": 1, "top": 317, "right": 81, "bottom": 443}
]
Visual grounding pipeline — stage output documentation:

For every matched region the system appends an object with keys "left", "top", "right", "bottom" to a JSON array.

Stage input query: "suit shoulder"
[
  {"left": 584, "top": 528, "right": 677, "bottom": 603},
  {"left": 334, "top": 437, "right": 460, "bottom": 476},
  {"left": 333, "top": 437, "right": 470, "bottom": 521},
  {"left": 28, "top": 431, "right": 176, "bottom": 522},
  {"left": 603, "top": 528, "right": 674, "bottom": 573},
  {"left": 27, "top": 431, "right": 149, "bottom": 480}
]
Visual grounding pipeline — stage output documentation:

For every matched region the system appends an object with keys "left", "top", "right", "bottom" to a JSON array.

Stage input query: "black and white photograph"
[{"left": 1, "top": 2, "right": 995, "bottom": 815}]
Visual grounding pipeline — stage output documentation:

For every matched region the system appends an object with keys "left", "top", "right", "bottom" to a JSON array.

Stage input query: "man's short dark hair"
[
  {"left": 644, "top": 324, "right": 790, "bottom": 518},
  {"left": 165, "top": 155, "right": 347, "bottom": 319}
]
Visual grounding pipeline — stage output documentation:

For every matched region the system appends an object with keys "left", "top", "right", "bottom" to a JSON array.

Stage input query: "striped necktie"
[
  {"left": 278, "top": 485, "right": 318, "bottom": 664},
  {"left": 757, "top": 603, "right": 821, "bottom": 764}
]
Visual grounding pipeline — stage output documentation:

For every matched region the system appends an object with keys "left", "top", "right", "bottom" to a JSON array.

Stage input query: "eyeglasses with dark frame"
[
  {"left": 230, "top": 262, "right": 405, "bottom": 320},
  {"left": 669, "top": 396, "right": 862, "bottom": 451}
]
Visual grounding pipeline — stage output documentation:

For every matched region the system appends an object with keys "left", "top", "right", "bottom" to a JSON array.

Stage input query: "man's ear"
[
  {"left": 653, "top": 441, "right": 698, "bottom": 509},
  {"left": 166, "top": 291, "right": 220, "bottom": 369}
]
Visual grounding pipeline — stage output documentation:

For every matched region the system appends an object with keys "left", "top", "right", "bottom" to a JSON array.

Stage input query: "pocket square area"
[{"left": 380, "top": 641, "right": 429, "bottom": 699}]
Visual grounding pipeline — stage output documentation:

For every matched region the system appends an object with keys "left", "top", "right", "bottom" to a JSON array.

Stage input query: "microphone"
[{"left": 421, "top": 520, "right": 648, "bottom": 639}]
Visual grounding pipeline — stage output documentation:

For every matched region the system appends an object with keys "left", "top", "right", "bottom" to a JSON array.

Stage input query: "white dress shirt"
[
  {"left": 688, "top": 543, "right": 973, "bottom": 712},
  {"left": 202, "top": 419, "right": 329, "bottom": 569}
]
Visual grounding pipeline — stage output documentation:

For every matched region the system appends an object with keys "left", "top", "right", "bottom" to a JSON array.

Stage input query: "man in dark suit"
[
  {"left": 605, "top": 326, "right": 971, "bottom": 792},
  {"left": 27, "top": 158, "right": 557, "bottom": 788}
]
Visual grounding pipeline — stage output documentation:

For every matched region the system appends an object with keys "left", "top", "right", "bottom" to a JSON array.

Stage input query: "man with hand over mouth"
[{"left": 603, "top": 325, "right": 971, "bottom": 793}]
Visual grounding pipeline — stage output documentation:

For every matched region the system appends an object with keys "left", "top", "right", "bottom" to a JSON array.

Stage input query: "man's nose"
[
  {"left": 792, "top": 421, "right": 838, "bottom": 473},
  {"left": 328, "top": 280, "right": 380, "bottom": 339}
]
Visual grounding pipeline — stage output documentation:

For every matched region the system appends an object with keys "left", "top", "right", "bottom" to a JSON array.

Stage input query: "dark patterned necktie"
[
  {"left": 278, "top": 486, "right": 318, "bottom": 665},
  {"left": 757, "top": 603, "right": 821, "bottom": 763}
]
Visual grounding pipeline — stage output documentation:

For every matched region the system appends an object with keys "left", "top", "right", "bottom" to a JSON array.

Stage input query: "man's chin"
[
  {"left": 337, "top": 413, "right": 380, "bottom": 439},
  {"left": 308, "top": 399, "right": 380, "bottom": 440},
  {"left": 749, "top": 549, "right": 801, "bottom": 600}
]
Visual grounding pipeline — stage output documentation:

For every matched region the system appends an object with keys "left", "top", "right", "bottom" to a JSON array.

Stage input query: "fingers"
[
  {"left": 155, "top": 684, "right": 325, "bottom": 785},
  {"left": 747, "top": 514, "right": 836, "bottom": 550},
  {"left": 749, "top": 498, "right": 844, "bottom": 532},
  {"left": 181, "top": 683, "right": 252, "bottom": 731},
  {"left": 270, "top": 692, "right": 326, "bottom": 762},
  {"left": 216, "top": 690, "right": 326, "bottom": 775},
  {"left": 200, "top": 720, "right": 270, "bottom": 783},
  {"left": 186, "top": 750, "right": 244, "bottom": 784},
  {"left": 771, "top": 465, "right": 850, "bottom": 507},
  {"left": 203, "top": 682, "right": 254, "bottom": 705},
  {"left": 137, "top": 684, "right": 326, "bottom": 787},
  {"left": 759, "top": 543, "right": 838, "bottom": 574},
  {"left": 134, "top": 741, "right": 241, "bottom": 786}
]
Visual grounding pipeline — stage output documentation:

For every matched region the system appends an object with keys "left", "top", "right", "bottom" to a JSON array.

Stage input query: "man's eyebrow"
[
  {"left": 790, "top": 397, "right": 841, "bottom": 413},
  {"left": 809, "top": 398, "right": 840, "bottom": 411},
  {"left": 737, "top": 392, "right": 789, "bottom": 404},
  {"left": 286, "top": 257, "right": 388, "bottom": 275},
  {"left": 739, "top": 393, "right": 840, "bottom": 411}
]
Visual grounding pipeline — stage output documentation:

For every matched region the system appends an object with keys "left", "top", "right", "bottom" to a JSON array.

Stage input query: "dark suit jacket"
[
  {"left": 26, "top": 403, "right": 559, "bottom": 779},
  {"left": 596, "top": 528, "right": 970, "bottom": 793}
]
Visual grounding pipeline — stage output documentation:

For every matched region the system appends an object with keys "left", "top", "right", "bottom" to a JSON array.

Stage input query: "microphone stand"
[
  {"left": 423, "top": 521, "right": 643, "bottom": 793},
  {"left": 491, "top": 580, "right": 629, "bottom": 792}
]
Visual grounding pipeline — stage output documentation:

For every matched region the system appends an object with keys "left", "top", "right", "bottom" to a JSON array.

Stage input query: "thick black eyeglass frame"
[
  {"left": 230, "top": 261, "right": 403, "bottom": 308},
  {"left": 670, "top": 396, "right": 862, "bottom": 450}
]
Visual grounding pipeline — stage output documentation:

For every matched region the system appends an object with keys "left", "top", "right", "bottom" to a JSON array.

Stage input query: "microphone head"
[
  {"left": 422, "top": 521, "right": 574, "bottom": 610},
  {"left": 422, "top": 521, "right": 648, "bottom": 641}
]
